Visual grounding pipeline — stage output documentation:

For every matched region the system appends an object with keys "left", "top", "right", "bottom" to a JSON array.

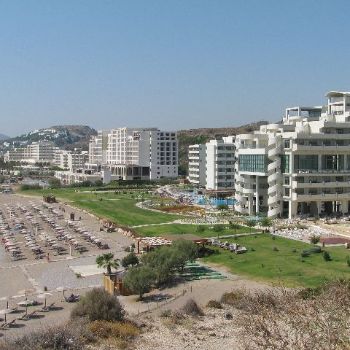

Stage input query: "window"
[
  {"left": 281, "top": 155, "right": 290, "bottom": 173},
  {"left": 238, "top": 155, "right": 267, "bottom": 172},
  {"left": 294, "top": 155, "right": 318, "bottom": 171}
]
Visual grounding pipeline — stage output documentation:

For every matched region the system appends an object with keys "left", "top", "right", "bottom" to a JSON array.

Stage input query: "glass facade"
[
  {"left": 294, "top": 155, "right": 318, "bottom": 171},
  {"left": 239, "top": 155, "right": 267, "bottom": 172},
  {"left": 281, "top": 155, "right": 290, "bottom": 173}
]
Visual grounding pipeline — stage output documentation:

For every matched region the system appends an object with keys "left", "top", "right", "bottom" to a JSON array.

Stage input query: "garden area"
[
  {"left": 20, "top": 187, "right": 181, "bottom": 226},
  {"left": 202, "top": 233, "right": 350, "bottom": 287}
]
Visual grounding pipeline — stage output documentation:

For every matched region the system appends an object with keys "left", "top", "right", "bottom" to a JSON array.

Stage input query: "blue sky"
[{"left": 0, "top": 0, "right": 349, "bottom": 136}]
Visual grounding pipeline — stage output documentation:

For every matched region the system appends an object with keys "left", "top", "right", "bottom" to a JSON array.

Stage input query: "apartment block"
[
  {"left": 4, "top": 141, "right": 59, "bottom": 164},
  {"left": 188, "top": 136, "right": 235, "bottom": 191},
  {"left": 235, "top": 91, "right": 350, "bottom": 219},
  {"left": 89, "top": 127, "right": 178, "bottom": 180},
  {"left": 188, "top": 144, "right": 207, "bottom": 186}
]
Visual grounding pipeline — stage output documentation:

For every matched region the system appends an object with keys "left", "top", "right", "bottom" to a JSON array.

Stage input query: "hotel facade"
[{"left": 235, "top": 91, "right": 350, "bottom": 218}]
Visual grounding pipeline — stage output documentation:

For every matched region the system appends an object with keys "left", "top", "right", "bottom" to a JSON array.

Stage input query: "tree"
[
  {"left": 170, "top": 240, "right": 198, "bottom": 272},
  {"left": 71, "top": 288, "right": 124, "bottom": 321},
  {"left": 96, "top": 253, "right": 119, "bottom": 274},
  {"left": 121, "top": 252, "right": 139, "bottom": 269},
  {"left": 141, "top": 247, "right": 175, "bottom": 286},
  {"left": 123, "top": 266, "right": 156, "bottom": 300},
  {"left": 261, "top": 217, "right": 272, "bottom": 229}
]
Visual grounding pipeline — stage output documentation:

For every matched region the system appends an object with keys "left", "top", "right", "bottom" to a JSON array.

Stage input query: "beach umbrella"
[
  {"left": 0, "top": 308, "right": 12, "bottom": 322},
  {"left": 37, "top": 292, "right": 52, "bottom": 308},
  {"left": 0, "top": 297, "right": 9, "bottom": 309}
]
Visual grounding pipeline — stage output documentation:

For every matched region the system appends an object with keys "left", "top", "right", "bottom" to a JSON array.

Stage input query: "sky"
[{"left": 0, "top": 0, "right": 350, "bottom": 136}]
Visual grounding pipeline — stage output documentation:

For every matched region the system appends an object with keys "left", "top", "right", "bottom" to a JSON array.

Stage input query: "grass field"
[
  {"left": 134, "top": 223, "right": 258, "bottom": 237},
  {"left": 20, "top": 188, "right": 180, "bottom": 226},
  {"left": 201, "top": 234, "right": 350, "bottom": 287}
]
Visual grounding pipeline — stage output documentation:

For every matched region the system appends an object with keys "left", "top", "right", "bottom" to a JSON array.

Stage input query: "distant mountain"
[
  {"left": 0, "top": 134, "right": 9, "bottom": 141},
  {"left": 177, "top": 121, "right": 269, "bottom": 175},
  {"left": 0, "top": 125, "right": 97, "bottom": 151}
]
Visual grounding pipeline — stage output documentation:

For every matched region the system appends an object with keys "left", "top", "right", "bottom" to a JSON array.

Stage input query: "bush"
[
  {"left": 206, "top": 300, "right": 223, "bottom": 309},
  {"left": 323, "top": 251, "right": 332, "bottom": 261},
  {"left": 309, "top": 246, "right": 322, "bottom": 254},
  {"left": 121, "top": 252, "right": 139, "bottom": 268},
  {"left": 160, "top": 309, "right": 172, "bottom": 318},
  {"left": 89, "top": 320, "right": 139, "bottom": 340},
  {"left": 347, "top": 256, "right": 350, "bottom": 267},
  {"left": 0, "top": 319, "right": 94, "bottom": 350},
  {"left": 221, "top": 290, "right": 245, "bottom": 306},
  {"left": 310, "top": 235, "right": 320, "bottom": 244},
  {"left": 273, "top": 247, "right": 279, "bottom": 252},
  {"left": 71, "top": 288, "right": 124, "bottom": 321},
  {"left": 181, "top": 299, "right": 204, "bottom": 316},
  {"left": 301, "top": 250, "right": 310, "bottom": 258}
]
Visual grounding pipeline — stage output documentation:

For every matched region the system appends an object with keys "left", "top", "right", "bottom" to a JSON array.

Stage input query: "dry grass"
[
  {"left": 89, "top": 320, "right": 140, "bottom": 340},
  {"left": 232, "top": 280, "right": 350, "bottom": 350},
  {"left": 206, "top": 299, "right": 223, "bottom": 309}
]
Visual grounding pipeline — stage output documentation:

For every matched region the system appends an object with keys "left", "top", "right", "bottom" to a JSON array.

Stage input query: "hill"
[
  {"left": 177, "top": 121, "right": 268, "bottom": 175},
  {"left": 0, "top": 125, "right": 97, "bottom": 151},
  {"left": 0, "top": 134, "right": 9, "bottom": 141}
]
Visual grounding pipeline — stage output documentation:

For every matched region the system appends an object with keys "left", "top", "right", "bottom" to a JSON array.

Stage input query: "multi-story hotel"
[
  {"left": 235, "top": 91, "right": 350, "bottom": 219},
  {"left": 4, "top": 141, "right": 59, "bottom": 164},
  {"left": 188, "top": 136, "right": 235, "bottom": 192},
  {"left": 89, "top": 127, "right": 178, "bottom": 180},
  {"left": 188, "top": 144, "right": 206, "bottom": 187}
]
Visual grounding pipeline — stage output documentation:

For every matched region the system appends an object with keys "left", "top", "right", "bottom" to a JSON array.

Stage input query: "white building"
[
  {"left": 188, "top": 136, "right": 235, "bottom": 191},
  {"left": 88, "top": 130, "right": 108, "bottom": 166},
  {"left": 54, "top": 149, "right": 89, "bottom": 171},
  {"left": 206, "top": 137, "right": 235, "bottom": 191},
  {"left": 89, "top": 127, "right": 178, "bottom": 180},
  {"left": 235, "top": 91, "right": 350, "bottom": 219},
  {"left": 188, "top": 144, "right": 206, "bottom": 186},
  {"left": 4, "top": 141, "right": 59, "bottom": 164}
]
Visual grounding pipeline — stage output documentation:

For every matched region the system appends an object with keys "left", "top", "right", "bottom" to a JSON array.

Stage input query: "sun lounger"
[{"left": 40, "top": 302, "right": 55, "bottom": 312}]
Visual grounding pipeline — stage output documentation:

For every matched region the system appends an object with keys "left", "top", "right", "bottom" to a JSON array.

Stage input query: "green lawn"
[
  {"left": 201, "top": 234, "right": 350, "bottom": 288},
  {"left": 135, "top": 223, "right": 258, "bottom": 237},
  {"left": 20, "top": 188, "right": 180, "bottom": 226}
]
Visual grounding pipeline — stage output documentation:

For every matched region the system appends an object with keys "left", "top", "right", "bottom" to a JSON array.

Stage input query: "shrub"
[
  {"left": 301, "top": 250, "right": 310, "bottom": 258},
  {"left": 310, "top": 235, "right": 320, "bottom": 244},
  {"left": 89, "top": 320, "right": 139, "bottom": 340},
  {"left": 121, "top": 252, "right": 139, "bottom": 268},
  {"left": 71, "top": 288, "right": 124, "bottom": 321},
  {"left": 273, "top": 247, "right": 279, "bottom": 252},
  {"left": 206, "top": 300, "right": 223, "bottom": 309},
  {"left": 347, "top": 256, "right": 350, "bottom": 267},
  {"left": 160, "top": 309, "right": 172, "bottom": 318},
  {"left": 181, "top": 299, "right": 204, "bottom": 316},
  {"left": 0, "top": 319, "right": 94, "bottom": 350},
  {"left": 323, "top": 251, "right": 332, "bottom": 261},
  {"left": 309, "top": 246, "right": 322, "bottom": 254},
  {"left": 221, "top": 290, "right": 245, "bottom": 306}
]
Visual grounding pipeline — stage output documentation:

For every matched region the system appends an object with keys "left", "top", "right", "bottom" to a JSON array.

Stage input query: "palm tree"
[{"left": 96, "top": 253, "right": 119, "bottom": 275}]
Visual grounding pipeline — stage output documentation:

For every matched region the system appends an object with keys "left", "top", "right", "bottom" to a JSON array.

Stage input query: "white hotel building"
[
  {"left": 188, "top": 136, "right": 235, "bottom": 191},
  {"left": 89, "top": 127, "right": 178, "bottom": 181},
  {"left": 235, "top": 91, "right": 350, "bottom": 219}
]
